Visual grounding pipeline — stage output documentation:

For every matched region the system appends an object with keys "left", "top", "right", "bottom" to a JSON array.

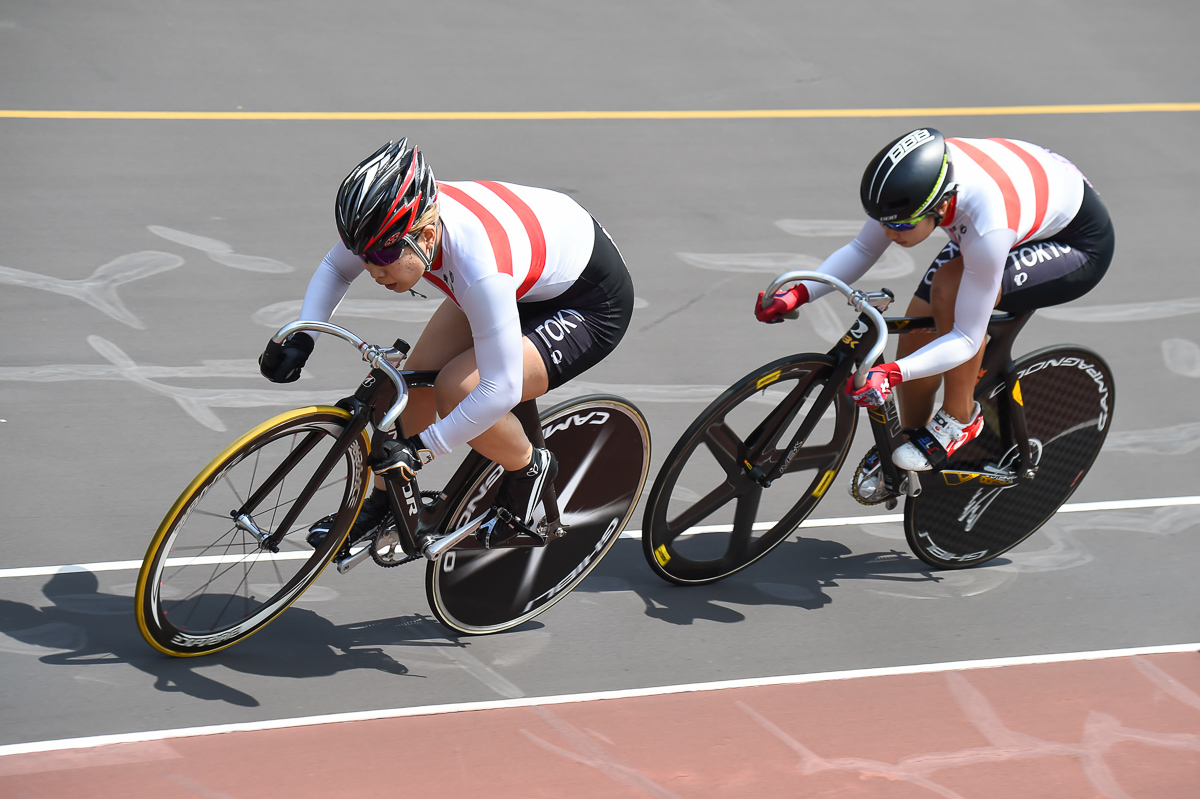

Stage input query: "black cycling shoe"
[
  {"left": 480, "top": 448, "right": 558, "bottom": 547},
  {"left": 307, "top": 487, "right": 393, "bottom": 550}
]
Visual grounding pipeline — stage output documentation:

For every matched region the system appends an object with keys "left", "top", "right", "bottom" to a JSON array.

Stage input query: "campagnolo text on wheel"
[
  {"left": 642, "top": 127, "right": 1115, "bottom": 584},
  {"left": 136, "top": 139, "right": 650, "bottom": 655}
]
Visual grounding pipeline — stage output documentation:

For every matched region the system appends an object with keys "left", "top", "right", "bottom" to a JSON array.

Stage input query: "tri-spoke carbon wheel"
[{"left": 641, "top": 354, "right": 857, "bottom": 585}]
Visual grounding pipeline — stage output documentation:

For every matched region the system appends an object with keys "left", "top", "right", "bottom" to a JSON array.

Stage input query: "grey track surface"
[{"left": 1, "top": 1, "right": 1198, "bottom": 747}]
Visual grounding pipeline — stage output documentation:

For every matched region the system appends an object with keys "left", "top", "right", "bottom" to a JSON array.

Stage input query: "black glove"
[
  {"left": 373, "top": 434, "right": 435, "bottom": 480},
  {"left": 259, "top": 332, "right": 315, "bottom": 383}
]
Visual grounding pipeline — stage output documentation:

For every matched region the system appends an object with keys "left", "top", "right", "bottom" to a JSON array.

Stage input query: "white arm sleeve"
[
  {"left": 420, "top": 272, "right": 525, "bottom": 456},
  {"left": 297, "top": 244, "right": 363, "bottom": 327},
  {"left": 896, "top": 228, "right": 1015, "bottom": 381},
  {"left": 800, "top": 220, "right": 892, "bottom": 300}
]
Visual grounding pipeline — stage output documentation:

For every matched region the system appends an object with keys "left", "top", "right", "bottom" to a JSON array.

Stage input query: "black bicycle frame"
[
  {"left": 754, "top": 308, "right": 1039, "bottom": 494},
  {"left": 346, "top": 365, "right": 563, "bottom": 559}
]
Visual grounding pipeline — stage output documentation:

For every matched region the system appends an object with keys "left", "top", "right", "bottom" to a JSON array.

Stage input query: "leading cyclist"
[
  {"left": 260, "top": 139, "right": 634, "bottom": 546},
  {"left": 756, "top": 128, "right": 1114, "bottom": 476}
]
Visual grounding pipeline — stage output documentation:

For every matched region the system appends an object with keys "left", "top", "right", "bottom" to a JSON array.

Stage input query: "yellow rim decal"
[
  {"left": 654, "top": 544, "right": 671, "bottom": 567},
  {"left": 813, "top": 470, "right": 837, "bottom": 498},
  {"left": 1013, "top": 379, "right": 1024, "bottom": 406},
  {"left": 756, "top": 370, "right": 782, "bottom": 390}
]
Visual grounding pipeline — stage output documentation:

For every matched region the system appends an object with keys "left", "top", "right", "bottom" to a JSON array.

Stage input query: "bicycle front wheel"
[
  {"left": 641, "top": 354, "right": 857, "bottom": 585},
  {"left": 905, "top": 346, "right": 1114, "bottom": 569},
  {"left": 136, "top": 407, "right": 371, "bottom": 656},
  {"left": 426, "top": 396, "right": 651, "bottom": 635}
]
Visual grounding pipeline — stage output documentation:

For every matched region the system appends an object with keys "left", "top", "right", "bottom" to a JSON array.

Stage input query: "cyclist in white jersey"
[
  {"left": 260, "top": 140, "right": 634, "bottom": 545},
  {"left": 756, "top": 128, "right": 1114, "bottom": 472}
]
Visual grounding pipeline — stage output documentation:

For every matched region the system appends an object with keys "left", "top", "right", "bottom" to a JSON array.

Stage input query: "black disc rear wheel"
[
  {"left": 905, "top": 346, "right": 1114, "bottom": 568},
  {"left": 426, "top": 396, "right": 651, "bottom": 634}
]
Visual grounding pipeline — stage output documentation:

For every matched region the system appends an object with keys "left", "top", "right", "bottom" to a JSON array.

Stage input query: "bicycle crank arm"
[
  {"left": 333, "top": 540, "right": 375, "bottom": 574},
  {"left": 936, "top": 469, "right": 1019, "bottom": 488},
  {"left": 422, "top": 514, "right": 488, "bottom": 561}
]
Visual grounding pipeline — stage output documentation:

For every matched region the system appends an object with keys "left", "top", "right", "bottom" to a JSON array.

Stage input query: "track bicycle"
[
  {"left": 136, "top": 321, "right": 651, "bottom": 656},
  {"left": 642, "top": 269, "right": 1113, "bottom": 583}
]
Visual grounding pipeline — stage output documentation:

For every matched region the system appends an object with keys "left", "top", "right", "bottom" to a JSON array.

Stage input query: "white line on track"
[
  {"left": 2, "top": 495, "right": 1198, "bottom": 579},
  {"left": 0, "top": 642, "right": 1195, "bottom": 758}
]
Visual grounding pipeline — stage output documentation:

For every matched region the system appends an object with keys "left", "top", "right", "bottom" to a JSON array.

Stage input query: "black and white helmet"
[
  {"left": 335, "top": 139, "right": 438, "bottom": 255},
  {"left": 860, "top": 128, "right": 956, "bottom": 223}
]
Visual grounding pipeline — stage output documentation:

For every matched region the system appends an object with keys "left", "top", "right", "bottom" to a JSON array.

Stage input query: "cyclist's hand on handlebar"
[
  {"left": 374, "top": 434, "right": 434, "bottom": 480},
  {"left": 259, "top": 332, "right": 315, "bottom": 383},
  {"left": 845, "top": 362, "right": 903, "bottom": 407},
  {"left": 755, "top": 284, "right": 810, "bottom": 324}
]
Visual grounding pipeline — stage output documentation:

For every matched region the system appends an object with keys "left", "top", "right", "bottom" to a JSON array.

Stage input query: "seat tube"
[{"left": 1001, "top": 361, "right": 1038, "bottom": 480}]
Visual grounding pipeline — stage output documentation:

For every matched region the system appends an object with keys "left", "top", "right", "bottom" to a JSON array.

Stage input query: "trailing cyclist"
[
  {"left": 756, "top": 128, "right": 1115, "bottom": 477},
  {"left": 260, "top": 139, "right": 634, "bottom": 547}
]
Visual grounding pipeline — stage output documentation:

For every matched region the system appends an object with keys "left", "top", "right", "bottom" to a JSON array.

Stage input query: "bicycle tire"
[
  {"left": 136, "top": 406, "right": 371, "bottom": 656},
  {"left": 426, "top": 395, "right": 651, "bottom": 635},
  {"left": 641, "top": 354, "right": 858, "bottom": 585},
  {"left": 905, "top": 345, "right": 1114, "bottom": 569}
]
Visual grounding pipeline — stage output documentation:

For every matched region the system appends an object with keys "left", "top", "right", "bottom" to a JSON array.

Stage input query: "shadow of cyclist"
[
  {"left": 0, "top": 570, "right": 464, "bottom": 708},
  {"left": 580, "top": 535, "right": 941, "bottom": 626}
]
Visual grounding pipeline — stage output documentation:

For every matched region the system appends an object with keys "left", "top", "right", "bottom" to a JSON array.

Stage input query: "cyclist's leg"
[
  {"left": 431, "top": 339, "right": 549, "bottom": 470},
  {"left": 402, "top": 299, "right": 477, "bottom": 438}
]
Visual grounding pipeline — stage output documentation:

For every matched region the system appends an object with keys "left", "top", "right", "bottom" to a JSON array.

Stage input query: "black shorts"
[
  {"left": 915, "top": 182, "right": 1115, "bottom": 314},
  {"left": 518, "top": 217, "right": 634, "bottom": 390}
]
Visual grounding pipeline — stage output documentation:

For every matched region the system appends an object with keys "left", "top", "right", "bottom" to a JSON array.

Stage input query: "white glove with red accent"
[
  {"left": 845, "top": 362, "right": 903, "bottom": 407},
  {"left": 755, "top": 284, "right": 810, "bottom": 324}
]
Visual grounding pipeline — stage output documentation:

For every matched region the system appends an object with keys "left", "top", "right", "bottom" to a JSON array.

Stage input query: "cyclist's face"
[
  {"left": 361, "top": 226, "right": 435, "bottom": 292},
  {"left": 881, "top": 213, "right": 938, "bottom": 247}
]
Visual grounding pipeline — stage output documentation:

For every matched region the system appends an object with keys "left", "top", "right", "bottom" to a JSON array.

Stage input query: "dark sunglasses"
[
  {"left": 361, "top": 243, "right": 407, "bottom": 266},
  {"left": 880, "top": 213, "right": 932, "bottom": 231}
]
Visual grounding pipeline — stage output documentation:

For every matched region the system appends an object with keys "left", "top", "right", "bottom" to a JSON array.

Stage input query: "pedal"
[
  {"left": 478, "top": 507, "right": 544, "bottom": 549},
  {"left": 903, "top": 470, "right": 922, "bottom": 498}
]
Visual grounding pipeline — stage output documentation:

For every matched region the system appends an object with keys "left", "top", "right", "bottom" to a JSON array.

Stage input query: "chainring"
[{"left": 849, "top": 446, "right": 897, "bottom": 506}]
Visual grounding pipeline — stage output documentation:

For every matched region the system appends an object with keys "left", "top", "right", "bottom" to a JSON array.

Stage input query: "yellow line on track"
[{"left": 1, "top": 102, "right": 1198, "bottom": 121}]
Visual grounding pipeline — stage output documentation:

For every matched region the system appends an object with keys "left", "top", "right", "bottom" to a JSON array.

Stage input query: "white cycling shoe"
[{"left": 893, "top": 402, "right": 984, "bottom": 472}]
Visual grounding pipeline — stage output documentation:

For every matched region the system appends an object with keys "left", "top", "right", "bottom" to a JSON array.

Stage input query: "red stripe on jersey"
[
  {"left": 479, "top": 181, "right": 546, "bottom": 298},
  {"left": 420, "top": 241, "right": 458, "bottom": 304},
  {"left": 991, "top": 139, "right": 1049, "bottom": 245},
  {"left": 437, "top": 183, "right": 513, "bottom": 278},
  {"left": 949, "top": 139, "right": 1021, "bottom": 237}
]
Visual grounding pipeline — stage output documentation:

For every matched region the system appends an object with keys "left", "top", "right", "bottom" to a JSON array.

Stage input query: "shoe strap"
[{"left": 901, "top": 427, "right": 949, "bottom": 471}]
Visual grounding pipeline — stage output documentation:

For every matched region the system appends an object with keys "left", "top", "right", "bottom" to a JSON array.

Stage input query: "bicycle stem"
[
  {"left": 274, "top": 320, "right": 410, "bottom": 431},
  {"left": 761, "top": 271, "right": 890, "bottom": 389}
]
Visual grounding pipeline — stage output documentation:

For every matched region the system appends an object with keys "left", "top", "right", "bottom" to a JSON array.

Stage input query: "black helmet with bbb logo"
[{"left": 860, "top": 128, "right": 956, "bottom": 223}]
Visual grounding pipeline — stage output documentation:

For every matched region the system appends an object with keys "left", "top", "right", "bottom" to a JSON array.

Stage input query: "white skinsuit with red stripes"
[
  {"left": 299, "top": 180, "right": 596, "bottom": 456},
  {"left": 801, "top": 138, "right": 1087, "bottom": 382}
]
